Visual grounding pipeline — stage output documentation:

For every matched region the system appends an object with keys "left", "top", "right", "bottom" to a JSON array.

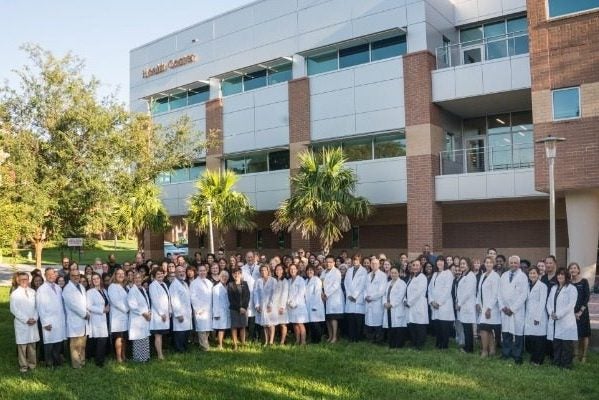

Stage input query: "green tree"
[
  {"left": 187, "top": 169, "right": 256, "bottom": 249},
  {"left": 272, "top": 147, "right": 372, "bottom": 255}
]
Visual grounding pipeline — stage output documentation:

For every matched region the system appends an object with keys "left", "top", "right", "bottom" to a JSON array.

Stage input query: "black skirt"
[{"left": 151, "top": 329, "right": 170, "bottom": 335}]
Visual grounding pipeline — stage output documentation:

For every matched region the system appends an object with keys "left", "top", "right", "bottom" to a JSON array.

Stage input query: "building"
[{"left": 130, "top": 0, "right": 599, "bottom": 281}]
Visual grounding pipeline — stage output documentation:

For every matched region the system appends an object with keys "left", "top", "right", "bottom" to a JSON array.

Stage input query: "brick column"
[
  {"left": 143, "top": 229, "right": 164, "bottom": 262},
  {"left": 205, "top": 98, "right": 223, "bottom": 171},
  {"left": 403, "top": 51, "right": 444, "bottom": 259}
]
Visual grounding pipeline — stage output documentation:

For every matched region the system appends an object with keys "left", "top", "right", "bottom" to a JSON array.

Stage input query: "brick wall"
[{"left": 205, "top": 98, "right": 223, "bottom": 170}]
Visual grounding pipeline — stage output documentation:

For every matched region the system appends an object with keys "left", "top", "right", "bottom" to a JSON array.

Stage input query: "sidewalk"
[{"left": 0, "top": 264, "right": 37, "bottom": 286}]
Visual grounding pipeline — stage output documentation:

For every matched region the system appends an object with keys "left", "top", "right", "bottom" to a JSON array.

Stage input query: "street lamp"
[
  {"left": 536, "top": 135, "right": 566, "bottom": 257},
  {"left": 206, "top": 200, "right": 215, "bottom": 254}
]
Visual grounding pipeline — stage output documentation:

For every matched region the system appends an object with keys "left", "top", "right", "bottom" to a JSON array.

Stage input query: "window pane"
[
  {"left": 483, "top": 21, "right": 506, "bottom": 38},
  {"left": 339, "top": 43, "right": 370, "bottom": 69},
  {"left": 226, "top": 157, "right": 246, "bottom": 174},
  {"left": 267, "top": 63, "right": 292, "bottom": 85},
  {"left": 152, "top": 97, "right": 169, "bottom": 114},
  {"left": 189, "top": 163, "right": 205, "bottom": 180},
  {"left": 268, "top": 150, "right": 290, "bottom": 171},
  {"left": 463, "top": 48, "right": 482, "bottom": 64},
  {"left": 243, "top": 69, "right": 267, "bottom": 91},
  {"left": 488, "top": 133, "right": 512, "bottom": 170},
  {"left": 307, "top": 51, "right": 337, "bottom": 75},
  {"left": 507, "top": 17, "right": 527, "bottom": 33},
  {"left": 188, "top": 86, "right": 209, "bottom": 105},
  {"left": 170, "top": 92, "right": 187, "bottom": 110},
  {"left": 156, "top": 172, "right": 171, "bottom": 184},
  {"left": 460, "top": 26, "right": 483, "bottom": 44},
  {"left": 374, "top": 133, "right": 406, "bottom": 158},
  {"left": 553, "top": 88, "right": 580, "bottom": 120},
  {"left": 487, "top": 113, "right": 511, "bottom": 134},
  {"left": 245, "top": 153, "right": 268, "bottom": 173},
  {"left": 343, "top": 137, "right": 372, "bottom": 161},
  {"left": 222, "top": 76, "right": 243, "bottom": 96},
  {"left": 508, "top": 34, "right": 529, "bottom": 56},
  {"left": 548, "top": 0, "right": 599, "bottom": 17},
  {"left": 486, "top": 39, "right": 508, "bottom": 60},
  {"left": 371, "top": 35, "right": 407, "bottom": 61},
  {"left": 171, "top": 167, "right": 190, "bottom": 183}
]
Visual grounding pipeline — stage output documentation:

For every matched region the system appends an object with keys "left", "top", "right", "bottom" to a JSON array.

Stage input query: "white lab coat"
[
  {"left": 524, "top": 280, "right": 548, "bottom": 337},
  {"left": 254, "top": 277, "right": 276, "bottom": 326},
  {"left": 62, "top": 281, "right": 88, "bottom": 338},
  {"left": 364, "top": 270, "right": 387, "bottom": 327},
  {"left": 169, "top": 279, "right": 192, "bottom": 331},
  {"left": 86, "top": 288, "right": 109, "bottom": 338},
  {"left": 306, "top": 276, "right": 325, "bottom": 323},
  {"left": 149, "top": 280, "right": 171, "bottom": 331},
  {"left": 427, "top": 270, "right": 455, "bottom": 321},
  {"left": 476, "top": 271, "right": 501, "bottom": 325},
  {"left": 498, "top": 269, "right": 529, "bottom": 335},
  {"left": 189, "top": 277, "right": 213, "bottom": 332},
  {"left": 36, "top": 282, "right": 66, "bottom": 344},
  {"left": 322, "top": 267, "right": 344, "bottom": 315},
  {"left": 344, "top": 266, "right": 367, "bottom": 314},
  {"left": 406, "top": 273, "right": 429, "bottom": 325},
  {"left": 127, "top": 286, "right": 150, "bottom": 341},
  {"left": 10, "top": 287, "right": 40, "bottom": 345},
  {"left": 546, "top": 284, "right": 578, "bottom": 341},
  {"left": 287, "top": 276, "right": 309, "bottom": 323},
  {"left": 211, "top": 282, "right": 231, "bottom": 330},
  {"left": 242, "top": 263, "right": 260, "bottom": 318},
  {"left": 382, "top": 279, "right": 407, "bottom": 328},
  {"left": 107, "top": 283, "right": 129, "bottom": 333},
  {"left": 457, "top": 271, "right": 477, "bottom": 324},
  {"left": 273, "top": 279, "right": 289, "bottom": 325}
]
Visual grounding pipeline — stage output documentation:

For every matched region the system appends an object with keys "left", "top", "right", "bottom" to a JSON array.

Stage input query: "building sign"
[
  {"left": 67, "top": 238, "right": 84, "bottom": 247},
  {"left": 142, "top": 54, "right": 197, "bottom": 78}
]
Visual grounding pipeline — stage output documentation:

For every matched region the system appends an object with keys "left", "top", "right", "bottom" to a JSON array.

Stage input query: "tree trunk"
[
  {"left": 136, "top": 229, "right": 145, "bottom": 252},
  {"left": 34, "top": 239, "right": 44, "bottom": 269}
]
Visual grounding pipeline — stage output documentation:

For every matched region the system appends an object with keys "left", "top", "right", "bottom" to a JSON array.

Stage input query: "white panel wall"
[
  {"left": 310, "top": 58, "right": 405, "bottom": 141},
  {"left": 435, "top": 168, "right": 546, "bottom": 201},
  {"left": 452, "top": 0, "right": 526, "bottom": 26},
  {"left": 233, "top": 170, "right": 291, "bottom": 211},
  {"left": 347, "top": 157, "right": 408, "bottom": 204},
  {"left": 159, "top": 181, "right": 198, "bottom": 216}
]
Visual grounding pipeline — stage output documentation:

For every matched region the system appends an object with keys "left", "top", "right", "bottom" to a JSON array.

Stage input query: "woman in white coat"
[
  {"left": 547, "top": 267, "right": 578, "bottom": 369},
  {"left": 456, "top": 258, "right": 477, "bottom": 353},
  {"left": 405, "top": 260, "right": 429, "bottom": 350},
  {"left": 524, "top": 266, "right": 548, "bottom": 365},
  {"left": 86, "top": 273, "right": 110, "bottom": 367},
  {"left": 149, "top": 267, "right": 171, "bottom": 359},
  {"left": 287, "top": 264, "right": 309, "bottom": 345},
  {"left": 428, "top": 256, "right": 454, "bottom": 349},
  {"left": 10, "top": 272, "right": 39, "bottom": 373},
  {"left": 127, "top": 272, "right": 151, "bottom": 362},
  {"left": 36, "top": 268, "right": 66, "bottom": 368},
  {"left": 364, "top": 258, "right": 387, "bottom": 343},
  {"left": 254, "top": 265, "right": 276, "bottom": 345},
  {"left": 383, "top": 267, "right": 407, "bottom": 348},
  {"left": 476, "top": 256, "right": 501, "bottom": 357},
  {"left": 107, "top": 268, "right": 129, "bottom": 363},
  {"left": 273, "top": 265, "right": 289, "bottom": 345},
  {"left": 169, "top": 266, "right": 193, "bottom": 352},
  {"left": 322, "top": 255, "right": 344, "bottom": 344},
  {"left": 305, "top": 265, "right": 325, "bottom": 343},
  {"left": 212, "top": 270, "right": 231, "bottom": 349},
  {"left": 190, "top": 265, "right": 213, "bottom": 351}
]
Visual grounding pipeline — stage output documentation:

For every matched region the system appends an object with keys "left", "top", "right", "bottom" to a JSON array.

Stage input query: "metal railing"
[
  {"left": 435, "top": 31, "right": 529, "bottom": 69},
  {"left": 439, "top": 143, "right": 534, "bottom": 175}
]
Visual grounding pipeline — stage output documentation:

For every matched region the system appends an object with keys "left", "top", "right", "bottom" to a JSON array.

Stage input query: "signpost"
[{"left": 67, "top": 238, "right": 84, "bottom": 263}]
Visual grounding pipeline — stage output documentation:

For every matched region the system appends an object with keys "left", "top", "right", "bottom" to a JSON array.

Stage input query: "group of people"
[{"left": 9, "top": 246, "right": 592, "bottom": 373}]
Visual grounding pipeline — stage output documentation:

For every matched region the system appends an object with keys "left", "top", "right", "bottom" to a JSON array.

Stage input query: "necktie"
[
  {"left": 509, "top": 271, "right": 514, "bottom": 283},
  {"left": 51, "top": 283, "right": 57, "bottom": 294},
  {"left": 76, "top": 284, "right": 82, "bottom": 294},
  {"left": 352, "top": 267, "right": 358, "bottom": 279},
  {"left": 371, "top": 273, "right": 375, "bottom": 283}
]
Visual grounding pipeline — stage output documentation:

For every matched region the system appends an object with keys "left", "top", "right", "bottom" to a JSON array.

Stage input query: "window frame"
[
  {"left": 546, "top": 0, "right": 599, "bottom": 19},
  {"left": 551, "top": 87, "right": 581, "bottom": 121}
]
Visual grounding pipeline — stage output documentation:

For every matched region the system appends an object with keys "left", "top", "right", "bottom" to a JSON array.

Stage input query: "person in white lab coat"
[
  {"left": 190, "top": 265, "right": 213, "bottom": 351},
  {"left": 241, "top": 251, "right": 261, "bottom": 342},
  {"left": 364, "top": 258, "right": 387, "bottom": 343},
  {"left": 498, "top": 255, "right": 529, "bottom": 364},
  {"left": 476, "top": 256, "right": 501, "bottom": 357},
  {"left": 254, "top": 265, "right": 276, "bottom": 345},
  {"left": 405, "top": 259, "right": 429, "bottom": 350},
  {"left": 149, "top": 267, "right": 171, "bottom": 359},
  {"left": 456, "top": 258, "right": 477, "bottom": 353},
  {"left": 383, "top": 267, "right": 407, "bottom": 348},
  {"left": 547, "top": 267, "right": 578, "bottom": 369},
  {"left": 107, "top": 268, "right": 129, "bottom": 363},
  {"left": 344, "top": 254, "right": 367, "bottom": 342},
  {"left": 10, "top": 272, "right": 39, "bottom": 373},
  {"left": 86, "top": 273, "right": 110, "bottom": 367},
  {"left": 62, "top": 270, "right": 89, "bottom": 369},
  {"left": 287, "top": 264, "right": 309, "bottom": 345},
  {"left": 273, "top": 265, "right": 289, "bottom": 345},
  {"left": 36, "top": 267, "right": 66, "bottom": 368},
  {"left": 127, "top": 272, "right": 151, "bottom": 362},
  {"left": 524, "top": 266, "right": 548, "bottom": 365},
  {"left": 169, "top": 265, "right": 193, "bottom": 352},
  {"left": 305, "top": 265, "right": 325, "bottom": 343},
  {"left": 322, "top": 255, "right": 344, "bottom": 344},
  {"left": 428, "top": 256, "right": 454, "bottom": 349},
  {"left": 212, "top": 270, "right": 231, "bottom": 349}
]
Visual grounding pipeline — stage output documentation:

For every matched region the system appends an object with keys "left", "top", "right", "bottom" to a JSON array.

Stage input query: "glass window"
[
  {"left": 189, "top": 163, "right": 205, "bottom": 180},
  {"left": 374, "top": 133, "right": 406, "bottom": 158},
  {"left": 460, "top": 26, "right": 483, "bottom": 44},
  {"left": 170, "top": 167, "right": 190, "bottom": 183},
  {"left": 226, "top": 157, "right": 246, "bottom": 174},
  {"left": 483, "top": 21, "right": 506, "bottom": 39},
  {"left": 343, "top": 137, "right": 372, "bottom": 161},
  {"left": 486, "top": 39, "right": 508, "bottom": 60},
  {"left": 268, "top": 150, "right": 290, "bottom": 171},
  {"left": 222, "top": 76, "right": 243, "bottom": 96},
  {"left": 463, "top": 48, "right": 482, "bottom": 64},
  {"left": 507, "top": 17, "right": 527, "bottom": 33},
  {"left": 188, "top": 86, "right": 209, "bottom": 105},
  {"left": 507, "top": 17, "right": 528, "bottom": 56},
  {"left": 156, "top": 172, "right": 171, "bottom": 184},
  {"left": 351, "top": 226, "right": 359, "bottom": 248},
  {"left": 552, "top": 87, "right": 580, "bottom": 120},
  {"left": 243, "top": 69, "right": 267, "bottom": 91},
  {"left": 487, "top": 113, "right": 511, "bottom": 134},
  {"left": 307, "top": 51, "right": 337, "bottom": 75},
  {"left": 152, "top": 97, "right": 169, "bottom": 114},
  {"left": 371, "top": 35, "right": 407, "bottom": 61},
  {"left": 267, "top": 63, "right": 292, "bottom": 85},
  {"left": 548, "top": 0, "right": 599, "bottom": 18},
  {"left": 339, "top": 43, "right": 370, "bottom": 69},
  {"left": 245, "top": 153, "right": 268, "bottom": 173},
  {"left": 256, "top": 230, "right": 263, "bottom": 249},
  {"left": 170, "top": 92, "right": 188, "bottom": 110}
]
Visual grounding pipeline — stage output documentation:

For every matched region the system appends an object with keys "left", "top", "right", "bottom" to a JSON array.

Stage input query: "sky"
[{"left": 0, "top": 0, "right": 254, "bottom": 104}]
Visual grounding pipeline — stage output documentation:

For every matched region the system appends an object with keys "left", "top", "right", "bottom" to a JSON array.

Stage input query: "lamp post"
[
  {"left": 535, "top": 135, "right": 565, "bottom": 257},
  {"left": 206, "top": 200, "right": 215, "bottom": 254}
]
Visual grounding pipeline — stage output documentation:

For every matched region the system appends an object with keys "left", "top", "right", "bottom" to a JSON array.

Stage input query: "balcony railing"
[
  {"left": 435, "top": 31, "right": 529, "bottom": 69},
  {"left": 439, "top": 143, "right": 534, "bottom": 175}
]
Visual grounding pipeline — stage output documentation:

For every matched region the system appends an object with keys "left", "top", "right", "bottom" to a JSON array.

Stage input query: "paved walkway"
[{"left": 0, "top": 264, "right": 37, "bottom": 286}]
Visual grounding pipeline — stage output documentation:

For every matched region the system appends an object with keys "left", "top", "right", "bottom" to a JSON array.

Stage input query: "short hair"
[
  {"left": 508, "top": 255, "right": 521, "bottom": 264},
  {"left": 496, "top": 254, "right": 506, "bottom": 262},
  {"left": 555, "top": 267, "right": 570, "bottom": 284},
  {"left": 151, "top": 266, "right": 163, "bottom": 278},
  {"left": 219, "top": 270, "right": 229, "bottom": 279},
  {"left": 520, "top": 259, "right": 531, "bottom": 268},
  {"left": 325, "top": 255, "right": 336, "bottom": 262},
  {"left": 389, "top": 266, "right": 400, "bottom": 274},
  {"left": 44, "top": 267, "right": 55, "bottom": 276},
  {"left": 528, "top": 266, "right": 540, "bottom": 275},
  {"left": 545, "top": 255, "right": 557, "bottom": 263},
  {"left": 487, "top": 247, "right": 497, "bottom": 254}
]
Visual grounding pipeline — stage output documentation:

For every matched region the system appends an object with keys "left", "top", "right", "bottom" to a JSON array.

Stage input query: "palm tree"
[
  {"left": 187, "top": 169, "right": 256, "bottom": 249},
  {"left": 272, "top": 147, "right": 372, "bottom": 255}
]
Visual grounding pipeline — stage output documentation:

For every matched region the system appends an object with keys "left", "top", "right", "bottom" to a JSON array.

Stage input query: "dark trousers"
[
  {"left": 463, "top": 323, "right": 474, "bottom": 353},
  {"left": 248, "top": 316, "right": 261, "bottom": 341},
  {"left": 365, "top": 325, "right": 384, "bottom": 343},
  {"left": 526, "top": 335, "right": 546, "bottom": 365},
  {"left": 347, "top": 313, "right": 364, "bottom": 342},
  {"left": 553, "top": 339, "right": 574, "bottom": 369},
  {"left": 435, "top": 320, "right": 452, "bottom": 349},
  {"left": 308, "top": 322, "right": 323, "bottom": 343},
  {"left": 408, "top": 323, "right": 427, "bottom": 350},
  {"left": 493, "top": 325, "right": 502, "bottom": 348},
  {"left": 44, "top": 342, "right": 63, "bottom": 367},
  {"left": 501, "top": 332, "right": 524, "bottom": 362},
  {"left": 173, "top": 330, "right": 190, "bottom": 352},
  {"left": 93, "top": 337, "right": 108, "bottom": 367},
  {"left": 387, "top": 327, "right": 407, "bottom": 348}
]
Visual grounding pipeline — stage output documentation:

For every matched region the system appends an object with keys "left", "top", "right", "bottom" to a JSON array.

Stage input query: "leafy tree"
[{"left": 272, "top": 147, "right": 372, "bottom": 255}]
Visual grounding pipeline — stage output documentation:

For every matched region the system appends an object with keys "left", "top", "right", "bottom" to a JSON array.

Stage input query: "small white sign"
[{"left": 67, "top": 238, "right": 84, "bottom": 247}]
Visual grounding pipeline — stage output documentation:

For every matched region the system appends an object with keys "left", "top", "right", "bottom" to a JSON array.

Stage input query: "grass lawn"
[
  {"left": 1, "top": 240, "right": 139, "bottom": 266},
  {"left": 0, "top": 287, "right": 597, "bottom": 400}
]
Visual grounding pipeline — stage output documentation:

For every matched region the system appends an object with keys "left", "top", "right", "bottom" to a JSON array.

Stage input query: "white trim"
[
  {"left": 551, "top": 87, "right": 581, "bottom": 121},
  {"left": 546, "top": 0, "right": 599, "bottom": 20}
]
